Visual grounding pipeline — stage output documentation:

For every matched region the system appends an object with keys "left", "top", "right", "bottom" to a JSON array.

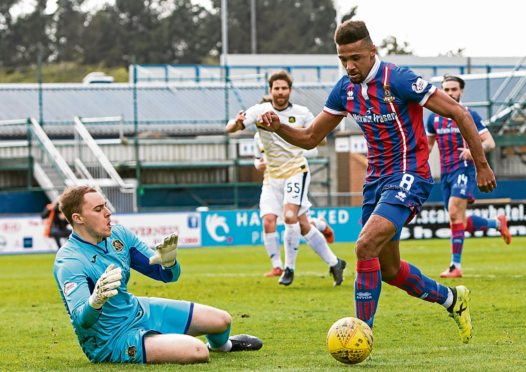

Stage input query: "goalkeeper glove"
[
  {"left": 149, "top": 232, "right": 178, "bottom": 267},
  {"left": 89, "top": 264, "right": 122, "bottom": 310}
]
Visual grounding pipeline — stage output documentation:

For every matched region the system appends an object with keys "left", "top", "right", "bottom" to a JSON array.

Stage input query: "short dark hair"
[
  {"left": 59, "top": 186, "right": 98, "bottom": 225},
  {"left": 334, "top": 20, "right": 373, "bottom": 47},
  {"left": 442, "top": 75, "right": 465, "bottom": 89},
  {"left": 268, "top": 71, "right": 293, "bottom": 89}
]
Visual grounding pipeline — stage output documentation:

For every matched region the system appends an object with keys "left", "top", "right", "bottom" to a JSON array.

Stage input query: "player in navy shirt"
[
  {"left": 257, "top": 20, "right": 497, "bottom": 345},
  {"left": 427, "top": 76, "right": 511, "bottom": 278}
]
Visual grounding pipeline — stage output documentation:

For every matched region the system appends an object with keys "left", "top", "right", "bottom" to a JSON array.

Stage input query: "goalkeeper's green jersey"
[{"left": 53, "top": 224, "right": 180, "bottom": 362}]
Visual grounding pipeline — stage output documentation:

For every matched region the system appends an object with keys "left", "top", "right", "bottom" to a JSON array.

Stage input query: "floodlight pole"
[
  {"left": 335, "top": 1, "right": 345, "bottom": 79},
  {"left": 221, "top": 0, "right": 228, "bottom": 66},
  {"left": 251, "top": 0, "right": 256, "bottom": 54},
  {"left": 335, "top": 1, "right": 346, "bottom": 132}
]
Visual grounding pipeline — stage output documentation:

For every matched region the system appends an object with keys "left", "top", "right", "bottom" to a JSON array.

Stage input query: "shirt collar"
[
  {"left": 71, "top": 232, "right": 108, "bottom": 252},
  {"left": 363, "top": 55, "right": 381, "bottom": 84},
  {"left": 272, "top": 102, "right": 293, "bottom": 112}
]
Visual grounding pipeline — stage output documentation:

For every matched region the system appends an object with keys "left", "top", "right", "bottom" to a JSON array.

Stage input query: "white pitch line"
[
  {"left": 197, "top": 271, "right": 331, "bottom": 278},
  {"left": 462, "top": 274, "right": 523, "bottom": 278}
]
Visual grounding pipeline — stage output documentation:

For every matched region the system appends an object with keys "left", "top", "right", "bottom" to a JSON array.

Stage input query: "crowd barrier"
[{"left": 0, "top": 202, "right": 524, "bottom": 255}]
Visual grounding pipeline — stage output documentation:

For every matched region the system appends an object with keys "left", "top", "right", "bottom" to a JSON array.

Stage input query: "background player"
[
  {"left": 257, "top": 20, "right": 497, "bottom": 344},
  {"left": 53, "top": 186, "right": 262, "bottom": 364},
  {"left": 254, "top": 131, "right": 334, "bottom": 278},
  {"left": 427, "top": 75, "right": 511, "bottom": 278},
  {"left": 226, "top": 72, "right": 346, "bottom": 286}
]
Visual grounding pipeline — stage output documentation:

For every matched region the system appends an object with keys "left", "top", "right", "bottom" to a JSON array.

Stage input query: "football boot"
[
  {"left": 278, "top": 267, "right": 294, "bottom": 286},
  {"left": 264, "top": 267, "right": 283, "bottom": 277},
  {"left": 329, "top": 258, "right": 347, "bottom": 286},
  {"left": 448, "top": 286, "right": 473, "bottom": 344}
]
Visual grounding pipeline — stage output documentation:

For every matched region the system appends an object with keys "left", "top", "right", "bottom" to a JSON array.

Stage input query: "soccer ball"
[{"left": 326, "top": 317, "right": 373, "bottom": 364}]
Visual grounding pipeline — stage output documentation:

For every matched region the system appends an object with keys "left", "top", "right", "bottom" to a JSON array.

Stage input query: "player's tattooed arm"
[
  {"left": 425, "top": 90, "right": 496, "bottom": 193},
  {"left": 258, "top": 111, "right": 342, "bottom": 150}
]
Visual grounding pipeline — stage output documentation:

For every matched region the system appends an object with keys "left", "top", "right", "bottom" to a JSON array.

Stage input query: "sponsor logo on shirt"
[
  {"left": 64, "top": 282, "right": 78, "bottom": 296},
  {"left": 288, "top": 116, "right": 296, "bottom": 123},
  {"left": 436, "top": 127, "right": 461, "bottom": 134},
  {"left": 112, "top": 239, "right": 125, "bottom": 253},
  {"left": 412, "top": 78, "right": 428, "bottom": 94},
  {"left": 351, "top": 112, "right": 397, "bottom": 124},
  {"left": 347, "top": 90, "right": 354, "bottom": 100}
]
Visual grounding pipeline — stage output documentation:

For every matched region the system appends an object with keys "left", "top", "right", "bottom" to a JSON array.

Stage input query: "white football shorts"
[{"left": 266, "top": 170, "right": 312, "bottom": 218}]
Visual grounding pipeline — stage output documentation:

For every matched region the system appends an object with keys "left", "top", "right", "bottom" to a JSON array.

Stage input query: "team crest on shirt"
[
  {"left": 288, "top": 116, "right": 296, "bottom": 123},
  {"left": 112, "top": 239, "right": 125, "bottom": 253},
  {"left": 383, "top": 85, "right": 395, "bottom": 102},
  {"left": 127, "top": 346, "right": 137, "bottom": 358}
]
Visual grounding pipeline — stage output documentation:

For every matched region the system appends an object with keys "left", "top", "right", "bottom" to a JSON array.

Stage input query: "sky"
[{"left": 9, "top": 0, "right": 526, "bottom": 57}]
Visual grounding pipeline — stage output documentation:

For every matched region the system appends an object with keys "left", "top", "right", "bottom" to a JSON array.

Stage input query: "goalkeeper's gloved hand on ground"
[
  {"left": 89, "top": 264, "right": 122, "bottom": 309},
  {"left": 149, "top": 232, "right": 178, "bottom": 268}
]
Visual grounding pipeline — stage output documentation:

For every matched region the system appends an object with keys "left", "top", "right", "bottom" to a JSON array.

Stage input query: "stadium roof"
[
  {"left": 1, "top": 69, "right": 524, "bottom": 138},
  {"left": 0, "top": 82, "right": 348, "bottom": 138}
]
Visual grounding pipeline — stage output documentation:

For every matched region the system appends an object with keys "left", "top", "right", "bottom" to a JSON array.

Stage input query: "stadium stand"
[{"left": 1, "top": 57, "right": 526, "bottom": 213}]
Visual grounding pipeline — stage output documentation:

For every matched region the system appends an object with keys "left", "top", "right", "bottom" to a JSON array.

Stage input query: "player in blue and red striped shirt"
[
  {"left": 427, "top": 76, "right": 511, "bottom": 278},
  {"left": 258, "top": 20, "right": 498, "bottom": 345}
]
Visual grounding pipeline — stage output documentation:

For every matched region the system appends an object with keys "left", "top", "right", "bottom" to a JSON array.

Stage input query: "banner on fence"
[
  {"left": 111, "top": 212, "right": 202, "bottom": 248},
  {"left": 1, "top": 202, "right": 525, "bottom": 254},
  {"left": 201, "top": 207, "right": 362, "bottom": 247},
  {"left": 0, "top": 211, "right": 202, "bottom": 255},
  {"left": 401, "top": 202, "right": 526, "bottom": 240},
  {"left": 0, "top": 216, "right": 58, "bottom": 254}
]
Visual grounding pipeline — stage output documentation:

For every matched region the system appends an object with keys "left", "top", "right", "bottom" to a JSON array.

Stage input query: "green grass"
[{"left": 1, "top": 237, "right": 525, "bottom": 371}]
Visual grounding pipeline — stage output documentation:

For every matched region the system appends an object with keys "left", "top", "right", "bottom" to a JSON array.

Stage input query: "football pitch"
[{"left": 1, "top": 237, "right": 525, "bottom": 371}]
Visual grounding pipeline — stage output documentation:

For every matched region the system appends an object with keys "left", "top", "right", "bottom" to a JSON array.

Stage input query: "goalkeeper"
[{"left": 53, "top": 186, "right": 262, "bottom": 364}]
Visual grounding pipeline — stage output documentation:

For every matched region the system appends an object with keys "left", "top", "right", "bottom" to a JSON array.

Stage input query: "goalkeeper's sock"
[
  {"left": 263, "top": 232, "right": 283, "bottom": 269},
  {"left": 206, "top": 326, "right": 232, "bottom": 352},
  {"left": 303, "top": 226, "right": 338, "bottom": 267},
  {"left": 284, "top": 222, "right": 300, "bottom": 270}
]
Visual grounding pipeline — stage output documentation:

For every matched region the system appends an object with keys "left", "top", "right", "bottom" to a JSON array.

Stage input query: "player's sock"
[
  {"left": 466, "top": 216, "right": 497, "bottom": 232},
  {"left": 263, "top": 232, "right": 283, "bottom": 269},
  {"left": 355, "top": 258, "right": 381, "bottom": 328},
  {"left": 206, "top": 326, "right": 232, "bottom": 352},
  {"left": 303, "top": 227, "right": 338, "bottom": 267},
  {"left": 284, "top": 222, "right": 300, "bottom": 270},
  {"left": 387, "top": 261, "right": 449, "bottom": 306},
  {"left": 311, "top": 217, "right": 327, "bottom": 232},
  {"left": 450, "top": 223, "right": 464, "bottom": 268}
]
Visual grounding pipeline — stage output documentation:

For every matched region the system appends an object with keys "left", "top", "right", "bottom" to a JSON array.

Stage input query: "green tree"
[
  {"left": 341, "top": 5, "right": 357, "bottom": 23},
  {"left": 212, "top": 0, "right": 338, "bottom": 54},
  {"left": 4, "top": 0, "right": 53, "bottom": 66},
  {"left": 53, "top": 0, "right": 86, "bottom": 62},
  {"left": 378, "top": 35, "right": 413, "bottom": 55}
]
